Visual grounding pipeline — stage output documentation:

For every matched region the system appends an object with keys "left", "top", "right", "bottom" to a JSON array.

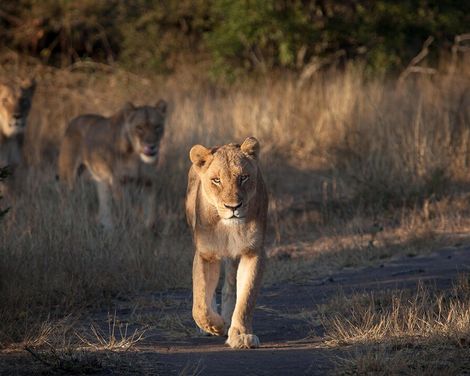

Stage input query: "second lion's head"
[{"left": 123, "top": 100, "right": 167, "bottom": 164}]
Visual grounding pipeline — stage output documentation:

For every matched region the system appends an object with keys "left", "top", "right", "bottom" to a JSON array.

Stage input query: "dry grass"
[
  {"left": 336, "top": 346, "right": 470, "bottom": 376},
  {"left": 321, "top": 275, "right": 470, "bottom": 375},
  {"left": 75, "top": 312, "right": 148, "bottom": 352},
  {"left": 1, "top": 51, "right": 470, "bottom": 350}
]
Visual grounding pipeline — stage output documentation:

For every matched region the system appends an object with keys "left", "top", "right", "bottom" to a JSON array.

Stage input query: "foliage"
[
  {"left": 0, "top": 1, "right": 468, "bottom": 75},
  {"left": 205, "top": 0, "right": 317, "bottom": 76},
  {"left": 119, "top": 0, "right": 211, "bottom": 72}
]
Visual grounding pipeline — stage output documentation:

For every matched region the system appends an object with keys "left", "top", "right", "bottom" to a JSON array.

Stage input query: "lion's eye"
[
  {"left": 211, "top": 178, "right": 221, "bottom": 185},
  {"left": 240, "top": 175, "right": 249, "bottom": 183},
  {"left": 136, "top": 125, "right": 144, "bottom": 132}
]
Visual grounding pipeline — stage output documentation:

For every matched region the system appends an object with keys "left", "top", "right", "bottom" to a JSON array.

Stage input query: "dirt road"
[{"left": 1, "top": 246, "right": 469, "bottom": 375}]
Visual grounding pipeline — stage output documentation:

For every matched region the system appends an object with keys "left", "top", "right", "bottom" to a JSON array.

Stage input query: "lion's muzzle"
[
  {"left": 139, "top": 143, "right": 159, "bottom": 164},
  {"left": 142, "top": 143, "right": 158, "bottom": 157},
  {"left": 6, "top": 117, "right": 25, "bottom": 136},
  {"left": 220, "top": 201, "right": 245, "bottom": 220}
]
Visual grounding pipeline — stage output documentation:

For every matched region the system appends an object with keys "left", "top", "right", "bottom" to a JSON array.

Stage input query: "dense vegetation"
[{"left": 0, "top": 1, "right": 468, "bottom": 75}]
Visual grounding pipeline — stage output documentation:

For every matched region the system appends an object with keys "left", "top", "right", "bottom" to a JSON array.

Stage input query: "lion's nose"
[{"left": 224, "top": 202, "right": 242, "bottom": 211}]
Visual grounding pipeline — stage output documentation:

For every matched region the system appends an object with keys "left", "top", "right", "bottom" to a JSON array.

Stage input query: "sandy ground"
[{"left": 1, "top": 246, "right": 469, "bottom": 375}]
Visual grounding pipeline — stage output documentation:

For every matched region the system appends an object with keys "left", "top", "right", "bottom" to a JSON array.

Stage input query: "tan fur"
[
  {"left": 0, "top": 78, "right": 36, "bottom": 169},
  {"left": 185, "top": 137, "right": 268, "bottom": 349},
  {"left": 58, "top": 100, "right": 167, "bottom": 229}
]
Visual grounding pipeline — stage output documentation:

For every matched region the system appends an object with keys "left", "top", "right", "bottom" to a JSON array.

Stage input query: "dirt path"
[{"left": 2, "top": 246, "right": 469, "bottom": 375}]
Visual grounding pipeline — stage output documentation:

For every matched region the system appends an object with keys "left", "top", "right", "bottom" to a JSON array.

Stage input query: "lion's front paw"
[
  {"left": 197, "top": 327, "right": 213, "bottom": 336},
  {"left": 200, "top": 323, "right": 226, "bottom": 336},
  {"left": 194, "top": 313, "right": 226, "bottom": 336},
  {"left": 226, "top": 327, "right": 260, "bottom": 349},
  {"left": 198, "top": 324, "right": 228, "bottom": 337}
]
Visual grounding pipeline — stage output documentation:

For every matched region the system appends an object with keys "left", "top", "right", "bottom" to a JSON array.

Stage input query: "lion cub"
[
  {"left": 58, "top": 101, "right": 167, "bottom": 229},
  {"left": 0, "top": 78, "right": 36, "bottom": 170},
  {"left": 185, "top": 137, "right": 268, "bottom": 349}
]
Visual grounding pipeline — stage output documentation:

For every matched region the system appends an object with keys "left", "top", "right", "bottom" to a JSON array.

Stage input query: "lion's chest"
[
  {"left": 114, "top": 155, "right": 155, "bottom": 184},
  {"left": 197, "top": 221, "right": 261, "bottom": 259},
  {"left": 115, "top": 156, "right": 140, "bottom": 179}
]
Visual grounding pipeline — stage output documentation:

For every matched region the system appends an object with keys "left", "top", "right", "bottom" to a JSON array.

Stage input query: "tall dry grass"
[
  {"left": 321, "top": 275, "right": 470, "bottom": 375},
  {"left": 1, "top": 52, "right": 470, "bottom": 347}
]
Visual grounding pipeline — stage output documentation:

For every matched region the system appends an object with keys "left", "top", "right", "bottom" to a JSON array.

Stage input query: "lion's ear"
[
  {"left": 241, "top": 137, "right": 260, "bottom": 159},
  {"left": 155, "top": 99, "right": 167, "bottom": 116},
  {"left": 118, "top": 102, "right": 136, "bottom": 122},
  {"left": 190, "top": 144, "right": 213, "bottom": 169},
  {"left": 122, "top": 102, "right": 136, "bottom": 121}
]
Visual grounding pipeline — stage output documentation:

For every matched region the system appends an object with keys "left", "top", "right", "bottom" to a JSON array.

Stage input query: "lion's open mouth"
[
  {"left": 142, "top": 148, "right": 157, "bottom": 157},
  {"left": 139, "top": 153, "right": 158, "bottom": 164}
]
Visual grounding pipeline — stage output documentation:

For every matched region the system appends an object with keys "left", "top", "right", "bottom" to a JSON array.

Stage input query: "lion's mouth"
[
  {"left": 142, "top": 147, "right": 157, "bottom": 156},
  {"left": 229, "top": 215, "right": 243, "bottom": 219},
  {"left": 221, "top": 211, "right": 245, "bottom": 221},
  {"left": 5, "top": 121, "right": 25, "bottom": 136},
  {"left": 139, "top": 146, "right": 158, "bottom": 164},
  {"left": 221, "top": 217, "right": 246, "bottom": 225}
]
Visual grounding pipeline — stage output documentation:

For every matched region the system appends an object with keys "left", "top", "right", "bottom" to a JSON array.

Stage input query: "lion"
[
  {"left": 185, "top": 137, "right": 268, "bottom": 349},
  {"left": 58, "top": 100, "right": 167, "bottom": 229},
  {"left": 0, "top": 78, "right": 36, "bottom": 170}
]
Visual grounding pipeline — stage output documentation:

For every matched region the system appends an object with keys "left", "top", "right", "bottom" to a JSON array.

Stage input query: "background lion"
[
  {"left": 58, "top": 100, "right": 167, "bottom": 229},
  {"left": 185, "top": 137, "right": 268, "bottom": 349},
  {"left": 0, "top": 78, "right": 36, "bottom": 171}
]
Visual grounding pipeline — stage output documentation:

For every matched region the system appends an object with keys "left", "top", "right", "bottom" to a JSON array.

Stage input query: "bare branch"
[{"left": 398, "top": 36, "right": 435, "bottom": 86}]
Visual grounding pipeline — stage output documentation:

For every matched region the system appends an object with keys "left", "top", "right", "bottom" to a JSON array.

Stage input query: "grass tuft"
[{"left": 75, "top": 313, "right": 148, "bottom": 352}]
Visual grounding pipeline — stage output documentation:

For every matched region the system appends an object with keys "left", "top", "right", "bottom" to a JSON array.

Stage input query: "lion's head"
[
  {"left": 123, "top": 100, "right": 167, "bottom": 164},
  {"left": 189, "top": 137, "right": 261, "bottom": 223},
  {"left": 0, "top": 78, "right": 36, "bottom": 137}
]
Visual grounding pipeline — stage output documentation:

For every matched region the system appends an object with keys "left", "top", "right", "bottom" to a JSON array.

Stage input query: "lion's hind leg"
[
  {"left": 192, "top": 253, "right": 226, "bottom": 336},
  {"left": 222, "top": 258, "right": 238, "bottom": 328},
  {"left": 58, "top": 130, "right": 82, "bottom": 189}
]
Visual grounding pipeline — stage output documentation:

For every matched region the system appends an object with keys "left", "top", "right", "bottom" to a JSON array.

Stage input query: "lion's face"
[
  {"left": 124, "top": 100, "right": 167, "bottom": 164},
  {"left": 0, "top": 79, "right": 36, "bottom": 137},
  {"left": 190, "top": 137, "right": 260, "bottom": 223}
]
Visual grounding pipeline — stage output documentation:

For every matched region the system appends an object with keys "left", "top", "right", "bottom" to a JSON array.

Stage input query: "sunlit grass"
[{"left": 75, "top": 313, "right": 148, "bottom": 352}]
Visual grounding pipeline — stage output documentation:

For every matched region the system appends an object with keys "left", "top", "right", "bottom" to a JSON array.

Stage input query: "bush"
[{"left": 0, "top": 1, "right": 468, "bottom": 75}]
